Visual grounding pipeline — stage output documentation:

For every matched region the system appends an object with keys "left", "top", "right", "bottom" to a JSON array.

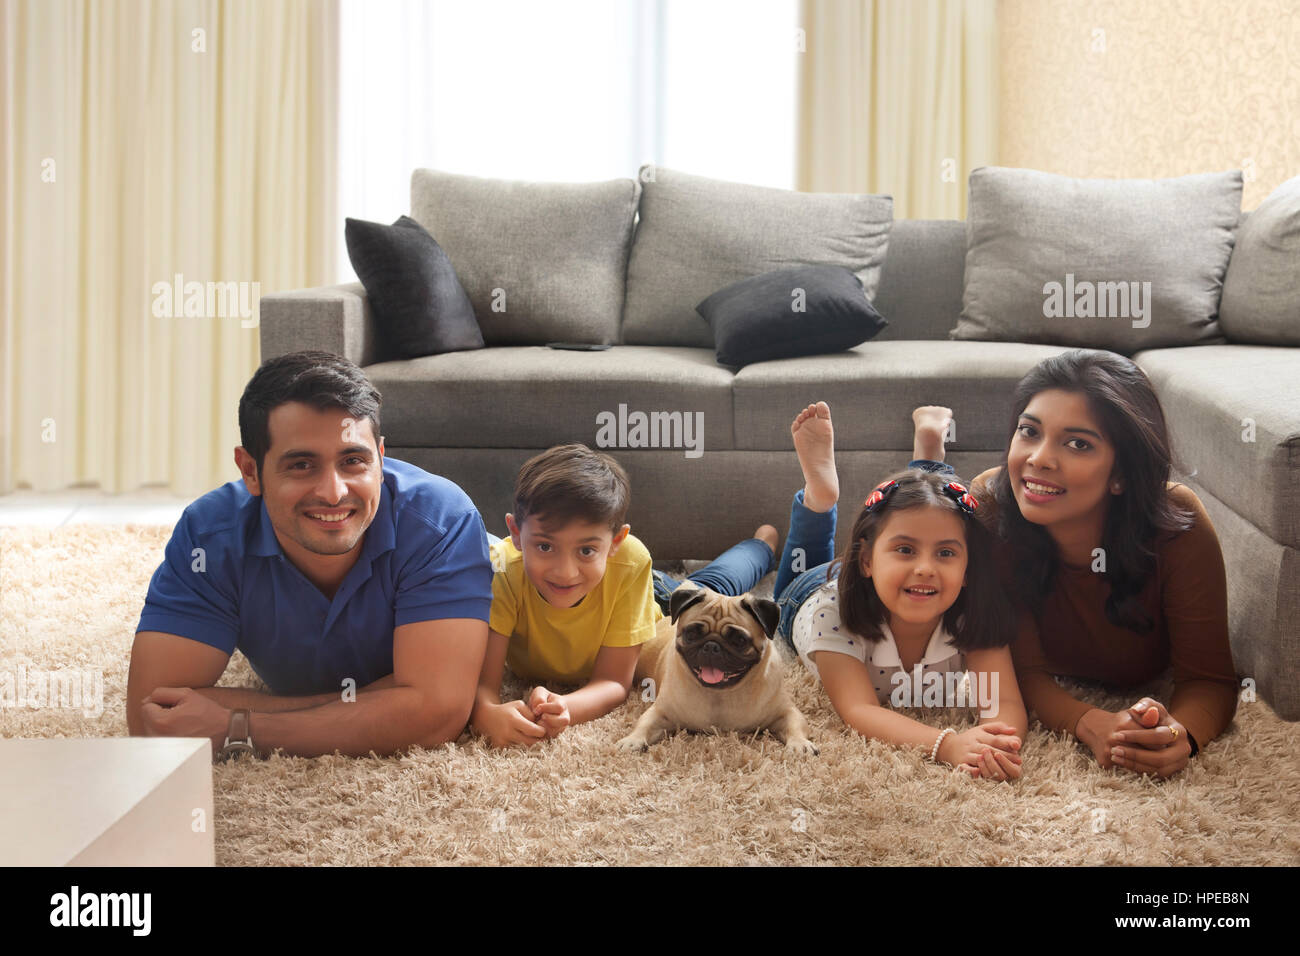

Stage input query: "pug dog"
[{"left": 616, "top": 581, "right": 818, "bottom": 754}]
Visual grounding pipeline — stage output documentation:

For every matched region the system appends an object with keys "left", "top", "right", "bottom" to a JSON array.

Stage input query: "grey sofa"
[{"left": 261, "top": 168, "right": 1299, "bottom": 720}]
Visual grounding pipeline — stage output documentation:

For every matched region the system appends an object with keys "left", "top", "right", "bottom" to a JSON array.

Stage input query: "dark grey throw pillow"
[
  {"left": 345, "top": 215, "right": 483, "bottom": 358},
  {"left": 696, "top": 265, "right": 888, "bottom": 367}
]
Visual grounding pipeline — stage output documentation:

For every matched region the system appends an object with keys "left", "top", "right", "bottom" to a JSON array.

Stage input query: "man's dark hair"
[
  {"left": 238, "top": 350, "right": 383, "bottom": 483},
  {"left": 513, "top": 443, "right": 631, "bottom": 533}
]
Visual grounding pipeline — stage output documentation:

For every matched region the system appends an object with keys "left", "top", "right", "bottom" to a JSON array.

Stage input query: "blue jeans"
[
  {"left": 486, "top": 533, "right": 775, "bottom": 616},
  {"left": 772, "top": 459, "right": 956, "bottom": 644},
  {"left": 651, "top": 538, "right": 775, "bottom": 615}
]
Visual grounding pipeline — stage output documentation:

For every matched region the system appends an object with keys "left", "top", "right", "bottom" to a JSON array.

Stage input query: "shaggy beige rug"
[{"left": 3, "top": 523, "right": 1298, "bottom": 866}]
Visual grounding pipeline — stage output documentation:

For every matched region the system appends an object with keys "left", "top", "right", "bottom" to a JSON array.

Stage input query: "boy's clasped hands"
[{"left": 476, "top": 686, "right": 572, "bottom": 748}]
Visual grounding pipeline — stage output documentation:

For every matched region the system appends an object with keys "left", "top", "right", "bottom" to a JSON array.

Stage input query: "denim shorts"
[{"left": 776, "top": 560, "right": 839, "bottom": 645}]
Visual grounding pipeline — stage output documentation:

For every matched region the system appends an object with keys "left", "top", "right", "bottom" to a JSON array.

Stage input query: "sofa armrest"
[{"left": 259, "top": 282, "right": 391, "bottom": 367}]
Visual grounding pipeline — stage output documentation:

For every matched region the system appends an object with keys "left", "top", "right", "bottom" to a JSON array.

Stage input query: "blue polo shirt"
[{"left": 136, "top": 456, "right": 492, "bottom": 696}]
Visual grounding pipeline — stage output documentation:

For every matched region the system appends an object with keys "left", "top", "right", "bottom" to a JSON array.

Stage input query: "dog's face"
[{"left": 668, "top": 584, "right": 780, "bottom": 690}]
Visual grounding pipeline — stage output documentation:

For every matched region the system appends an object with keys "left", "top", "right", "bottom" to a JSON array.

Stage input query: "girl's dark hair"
[
  {"left": 831, "top": 468, "right": 1012, "bottom": 651},
  {"left": 238, "top": 350, "right": 383, "bottom": 483},
  {"left": 987, "top": 348, "right": 1193, "bottom": 632},
  {"left": 513, "top": 443, "right": 631, "bottom": 533}
]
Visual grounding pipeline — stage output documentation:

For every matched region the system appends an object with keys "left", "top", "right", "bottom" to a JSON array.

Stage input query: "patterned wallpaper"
[{"left": 998, "top": 0, "right": 1300, "bottom": 209}]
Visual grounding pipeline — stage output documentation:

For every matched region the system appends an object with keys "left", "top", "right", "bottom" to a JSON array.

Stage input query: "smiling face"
[
  {"left": 1007, "top": 388, "right": 1121, "bottom": 536},
  {"left": 506, "top": 512, "right": 630, "bottom": 609},
  {"left": 237, "top": 401, "right": 384, "bottom": 563},
  {"left": 860, "top": 504, "right": 968, "bottom": 638}
]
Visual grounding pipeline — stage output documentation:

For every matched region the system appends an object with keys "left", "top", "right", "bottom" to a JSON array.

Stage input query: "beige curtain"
[
  {"left": 1, "top": 0, "right": 337, "bottom": 498},
  {"left": 797, "top": 0, "right": 997, "bottom": 218}
]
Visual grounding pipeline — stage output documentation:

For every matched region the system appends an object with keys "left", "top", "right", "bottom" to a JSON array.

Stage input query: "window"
[{"left": 337, "top": 0, "right": 796, "bottom": 283}]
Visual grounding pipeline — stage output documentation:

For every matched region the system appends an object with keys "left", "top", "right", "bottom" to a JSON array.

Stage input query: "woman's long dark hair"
[{"left": 987, "top": 349, "right": 1193, "bottom": 632}]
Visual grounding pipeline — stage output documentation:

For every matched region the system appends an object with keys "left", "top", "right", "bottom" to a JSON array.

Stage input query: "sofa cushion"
[
  {"left": 697, "top": 265, "right": 889, "bottom": 367},
  {"left": 954, "top": 167, "right": 1242, "bottom": 353},
  {"left": 364, "top": 346, "right": 735, "bottom": 452},
  {"left": 622, "top": 166, "right": 892, "bottom": 347},
  {"left": 344, "top": 216, "right": 483, "bottom": 358},
  {"left": 1134, "top": 345, "right": 1300, "bottom": 549},
  {"left": 871, "top": 219, "right": 966, "bottom": 342},
  {"left": 732, "top": 340, "right": 1070, "bottom": 452},
  {"left": 409, "top": 169, "right": 640, "bottom": 346},
  {"left": 1220, "top": 175, "right": 1300, "bottom": 345}
]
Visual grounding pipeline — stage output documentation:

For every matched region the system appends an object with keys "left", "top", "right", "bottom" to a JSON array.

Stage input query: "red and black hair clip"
[
  {"left": 943, "top": 480, "right": 978, "bottom": 514},
  {"left": 863, "top": 479, "right": 899, "bottom": 512},
  {"left": 864, "top": 477, "right": 978, "bottom": 514}
]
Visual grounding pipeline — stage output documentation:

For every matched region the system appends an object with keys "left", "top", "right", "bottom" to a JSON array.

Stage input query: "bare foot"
[
  {"left": 753, "top": 523, "right": 779, "bottom": 554},
  {"left": 911, "top": 406, "right": 953, "bottom": 462},
  {"left": 791, "top": 402, "right": 838, "bottom": 513}
]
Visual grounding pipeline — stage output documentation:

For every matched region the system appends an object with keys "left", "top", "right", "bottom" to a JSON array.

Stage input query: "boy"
[{"left": 470, "top": 443, "right": 778, "bottom": 748}]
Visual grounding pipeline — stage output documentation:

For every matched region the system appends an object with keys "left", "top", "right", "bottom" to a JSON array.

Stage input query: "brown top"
[{"left": 969, "top": 467, "right": 1238, "bottom": 748}]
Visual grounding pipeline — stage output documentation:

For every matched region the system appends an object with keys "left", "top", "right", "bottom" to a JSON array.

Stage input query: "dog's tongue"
[{"left": 700, "top": 666, "right": 726, "bottom": 684}]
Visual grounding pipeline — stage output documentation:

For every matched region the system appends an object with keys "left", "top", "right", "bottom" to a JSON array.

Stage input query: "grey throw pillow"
[
  {"left": 1220, "top": 175, "right": 1300, "bottom": 345},
  {"left": 953, "top": 167, "right": 1242, "bottom": 353},
  {"left": 622, "top": 166, "right": 893, "bottom": 347},
  {"left": 410, "top": 169, "right": 641, "bottom": 346}
]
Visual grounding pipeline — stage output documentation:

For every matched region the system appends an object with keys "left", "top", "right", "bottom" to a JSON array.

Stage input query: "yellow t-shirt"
[{"left": 489, "top": 532, "right": 664, "bottom": 684}]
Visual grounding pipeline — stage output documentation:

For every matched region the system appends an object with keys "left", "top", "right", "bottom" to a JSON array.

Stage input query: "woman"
[{"left": 953, "top": 349, "right": 1237, "bottom": 778}]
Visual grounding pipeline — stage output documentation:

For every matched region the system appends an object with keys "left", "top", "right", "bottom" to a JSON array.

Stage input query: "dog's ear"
[
  {"left": 740, "top": 594, "right": 780, "bottom": 641},
  {"left": 669, "top": 582, "right": 709, "bottom": 623}
]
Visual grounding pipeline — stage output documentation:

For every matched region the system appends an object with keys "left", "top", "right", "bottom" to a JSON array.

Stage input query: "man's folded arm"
[
  {"left": 127, "top": 631, "right": 232, "bottom": 734},
  {"left": 129, "top": 617, "right": 488, "bottom": 756},
  {"left": 129, "top": 629, "right": 364, "bottom": 731},
  {"left": 243, "top": 616, "right": 488, "bottom": 757}
]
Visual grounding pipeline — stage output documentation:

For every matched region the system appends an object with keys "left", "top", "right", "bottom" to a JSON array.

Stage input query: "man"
[{"left": 127, "top": 350, "right": 492, "bottom": 758}]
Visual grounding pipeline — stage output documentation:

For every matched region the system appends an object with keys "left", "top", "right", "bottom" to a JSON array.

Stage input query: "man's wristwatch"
[{"left": 216, "top": 708, "right": 257, "bottom": 761}]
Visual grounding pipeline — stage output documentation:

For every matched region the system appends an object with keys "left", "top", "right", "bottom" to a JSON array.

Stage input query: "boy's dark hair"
[
  {"left": 238, "top": 350, "right": 383, "bottom": 484},
  {"left": 831, "top": 468, "right": 1012, "bottom": 651},
  {"left": 987, "top": 348, "right": 1192, "bottom": 633},
  {"left": 513, "top": 443, "right": 631, "bottom": 533}
]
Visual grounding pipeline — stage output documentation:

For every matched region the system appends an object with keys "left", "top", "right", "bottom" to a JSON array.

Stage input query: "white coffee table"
[{"left": 0, "top": 737, "right": 215, "bottom": 866}]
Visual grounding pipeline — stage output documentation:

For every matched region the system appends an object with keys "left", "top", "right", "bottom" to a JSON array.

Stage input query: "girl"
[
  {"left": 773, "top": 402, "right": 1027, "bottom": 780},
  {"left": 959, "top": 350, "right": 1237, "bottom": 778}
]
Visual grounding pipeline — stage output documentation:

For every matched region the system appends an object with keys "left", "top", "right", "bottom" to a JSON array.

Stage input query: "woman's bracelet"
[{"left": 930, "top": 727, "right": 955, "bottom": 763}]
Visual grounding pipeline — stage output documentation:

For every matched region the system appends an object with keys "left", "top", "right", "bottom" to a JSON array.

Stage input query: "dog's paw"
[
  {"left": 616, "top": 735, "right": 649, "bottom": 753},
  {"left": 785, "top": 737, "right": 819, "bottom": 756}
]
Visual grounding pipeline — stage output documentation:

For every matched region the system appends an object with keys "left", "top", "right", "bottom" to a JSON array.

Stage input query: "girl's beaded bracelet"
[{"left": 930, "top": 727, "right": 955, "bottom": 763}]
